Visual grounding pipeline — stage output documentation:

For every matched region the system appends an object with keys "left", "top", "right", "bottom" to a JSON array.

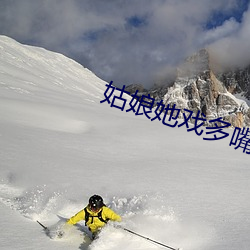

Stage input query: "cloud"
[
  {"left": 0, "top": 0, "right": 249, "bottom": 87},
  {"left": 200, "top": 18, "right": 240, "bottom": 45},
  {"left": 209, "top": 4, "right": 250, "bottom": 69}
]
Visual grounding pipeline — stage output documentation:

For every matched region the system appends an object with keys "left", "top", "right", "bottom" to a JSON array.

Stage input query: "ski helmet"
[{"left": 89, "top": 195, "right": 104, "bottom": 210}]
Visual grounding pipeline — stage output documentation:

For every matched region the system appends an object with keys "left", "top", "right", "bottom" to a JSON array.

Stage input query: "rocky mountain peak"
[
  {"left": 177, "top": 48, "right": 210, "bottom": 78},
  {"left": 126, "top": 48, "right": 250, "bottom": 128},
  {"left": 163, "top": 49, "right": 250, "bottom": 127}
]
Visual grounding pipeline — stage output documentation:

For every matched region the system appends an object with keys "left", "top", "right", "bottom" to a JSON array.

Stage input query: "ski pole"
[
  {"left": 37, "top": 220, "right": 48, "bottom": 231},
  {"left": 122, "top": 227, "right": 180, "bottom": 250}
]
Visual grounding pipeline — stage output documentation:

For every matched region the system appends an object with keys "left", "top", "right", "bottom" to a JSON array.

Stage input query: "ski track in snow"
[{"left": 0, "top": 179, "right": 212, "bottom": 250}]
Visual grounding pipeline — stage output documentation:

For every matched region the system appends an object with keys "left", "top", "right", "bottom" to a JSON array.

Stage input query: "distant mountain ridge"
[{"left": 126, "top": 49, "right": 250, "bottom": 128}]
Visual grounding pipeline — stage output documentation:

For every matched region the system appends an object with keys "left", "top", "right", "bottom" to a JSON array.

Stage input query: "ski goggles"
[{"left": 89, "top": 205, "right": 101, "bottom": 212}]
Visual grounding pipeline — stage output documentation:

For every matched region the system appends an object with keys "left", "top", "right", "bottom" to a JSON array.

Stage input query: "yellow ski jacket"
[{"left": 67, "top": 206, "right": 121, "bottom": 233}]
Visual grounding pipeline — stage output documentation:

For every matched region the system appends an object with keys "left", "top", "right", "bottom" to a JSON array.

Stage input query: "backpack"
[{"left": 84, "top": 206, "right": 109, "bottom": 226}]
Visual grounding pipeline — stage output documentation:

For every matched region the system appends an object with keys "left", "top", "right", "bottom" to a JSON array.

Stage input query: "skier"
[{"left": 66, "top": 194, "right": 121, "bottom": 239}]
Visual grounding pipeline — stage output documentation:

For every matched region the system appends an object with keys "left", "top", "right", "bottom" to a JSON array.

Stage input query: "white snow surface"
[{"left": 0, "top": 36, "right": 249, "bottom": 250}]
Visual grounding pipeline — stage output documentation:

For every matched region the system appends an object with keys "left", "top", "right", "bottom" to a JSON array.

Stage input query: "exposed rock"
[
  {"left": 125, "top": 49, "right": 250, "bottom": 128},
  {"left": 124, "top": 83, "right": 147, "bottom": 95},
  {"left": 217, "top": 66, "right": 250, "bottom": 100},
  {"left": 162, "top": 49, "right": 250, "bottom": 128}
]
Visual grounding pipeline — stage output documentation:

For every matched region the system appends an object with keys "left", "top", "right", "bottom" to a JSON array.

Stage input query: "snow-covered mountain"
[
  {"left": 164, "top": 49, "right": 250, "bottom": 128},
  {"left": 0, "top": 36, "right": 249, "bottom": 250},
  {"left": 126, "top": 49, "right": 250, "bottom": 128},
  {"left": 217, "top": 65, "right": 250, "bottom": 101}
]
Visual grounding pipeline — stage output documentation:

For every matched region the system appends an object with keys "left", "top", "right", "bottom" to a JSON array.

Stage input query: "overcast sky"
[{"left": 0, "top": 0, "right": 249, "bottom": 87}]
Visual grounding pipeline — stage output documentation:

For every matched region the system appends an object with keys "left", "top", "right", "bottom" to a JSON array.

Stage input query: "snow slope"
[{"left": 0, "top": 36, "right": 249, "bottom": 250}]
